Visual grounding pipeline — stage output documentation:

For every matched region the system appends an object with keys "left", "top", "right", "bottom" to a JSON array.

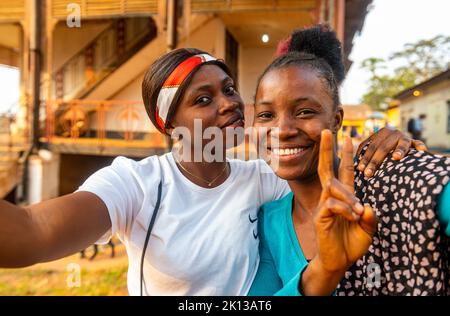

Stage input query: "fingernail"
[
  {"left": 393, "top": 151, "right": 402, "bottom": 160},
  {"left": 364, "top": 168, "right": 373, "bottom": 177},
  {"left": 355, "top": 203, "right": 364, "bottom": 214},
  {"left": 358, "top": 163, "right": 365, "bottom": 171},
  {"left": 353, "top": 214, "right": 361, "bottom": 221}
]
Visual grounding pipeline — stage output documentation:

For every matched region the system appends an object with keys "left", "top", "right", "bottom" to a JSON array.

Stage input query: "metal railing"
[
  {"left": 191, "top": 0, "right": 317, "bottom": 12},
  {"left": 0, "top": 109, "right": 23, "bottom": 199},
  {"left": 0, "top": 0, "right": 25, "bottom": 22},
  {"left": 50, "top": 0, "right": 158, "bottom": 19},
  {"left": 43, "top": 99, "right": 167, "bottom": 148}
]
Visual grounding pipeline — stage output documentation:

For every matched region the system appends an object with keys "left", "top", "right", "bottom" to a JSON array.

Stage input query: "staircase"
[{"left": 53, "top": 16, "right": 157, "bottom": 101}]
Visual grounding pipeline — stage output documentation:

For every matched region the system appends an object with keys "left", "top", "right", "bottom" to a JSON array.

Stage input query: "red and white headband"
[{"left": 155, "top": 53, "right": 217, "bottom": 131}]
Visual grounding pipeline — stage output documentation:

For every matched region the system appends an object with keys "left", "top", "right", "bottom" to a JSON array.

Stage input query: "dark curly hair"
[{"left": 257, "top": 24, "right": 345, "bottom": 109}]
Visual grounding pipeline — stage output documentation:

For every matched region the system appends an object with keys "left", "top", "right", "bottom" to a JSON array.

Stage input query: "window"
[{"left": 0, "top": 65, "right": 20, "bottom": 115}]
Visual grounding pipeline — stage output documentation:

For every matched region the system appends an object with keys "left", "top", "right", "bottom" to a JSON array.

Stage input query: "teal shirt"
[
  {"left": 438, "top": 182, "right": 450, "bottom": 237},
  {"left": 248, "top": 183, "right": 450, "bottom": 296}
]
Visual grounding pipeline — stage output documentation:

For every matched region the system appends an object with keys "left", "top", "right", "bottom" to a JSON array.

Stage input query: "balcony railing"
[
  {"left": 0, "top": 158, "right": 20, "bottom": 198},
  {"left": 191, "top": 0, "right": 317, "bottom": 12},
  {"left": 53, "top": 17, "right": 157, "bottom": 100},
  {"left": 50, "top": 0, "right": 158, "bottom": 19},
  {"left": 0, "top": 113, "right": 23, "bottom": 199},
  {"left": 42, "top": 99, "right": 168, "bottom": 151},
  {"left": 0, "top": 0, "right": 25, "bottom": 22}
]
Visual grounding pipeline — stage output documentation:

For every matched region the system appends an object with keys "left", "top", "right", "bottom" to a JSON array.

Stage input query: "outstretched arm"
[{"left": 0, "top": 192, "right": 110, "bottom": 268}]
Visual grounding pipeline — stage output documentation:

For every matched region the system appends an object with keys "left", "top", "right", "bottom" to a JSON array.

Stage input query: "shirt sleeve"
[
  {"left": 273, "top": 270, "right": 305, "bottom": 296},
  {"left": 256, "top": 160, "right": 291, "bottom": 204},
  {"left": 75, "top": 156, "right": 146, "bottom": 244},
  {"left": 437, "top": 182, "right": 450, "bottom": 237},
  {"left": 248, "top": 211, "right": 302, "bottom": 296}
]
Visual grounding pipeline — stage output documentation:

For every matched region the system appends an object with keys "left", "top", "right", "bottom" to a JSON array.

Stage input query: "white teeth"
[{"left": 272, "top": 147, "right": 305, "bottom": 156}]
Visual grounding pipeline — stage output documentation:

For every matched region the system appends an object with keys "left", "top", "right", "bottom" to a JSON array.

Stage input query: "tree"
[
  {"left": 360, "top": 35, "right": 450, "bottom": 110},
  {"left": 390, "top": 35, "right": 450, "bottom": 82},
  {"left": 361, "top": 57, "right": 386, "bottom": 78},
  {"left": 360, "top": 59, "right": 417, "bottom": 111}
]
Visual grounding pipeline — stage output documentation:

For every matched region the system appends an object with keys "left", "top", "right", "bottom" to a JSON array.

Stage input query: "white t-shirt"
[{"left": 77, "top": 152, "right": 289, "bottom": 296}]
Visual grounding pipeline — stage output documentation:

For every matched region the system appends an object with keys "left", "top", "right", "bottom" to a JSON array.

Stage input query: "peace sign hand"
[{"left": 314, "top": 130, "right": 378, "bottom": 274}]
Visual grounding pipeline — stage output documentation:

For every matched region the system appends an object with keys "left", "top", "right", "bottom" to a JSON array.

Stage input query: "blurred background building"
[
  {"left": 391, "top": 69, "right": 450, "bottom": 152},
  {"left": 0, "top": 0, "right": 372, "bottom": 204}
]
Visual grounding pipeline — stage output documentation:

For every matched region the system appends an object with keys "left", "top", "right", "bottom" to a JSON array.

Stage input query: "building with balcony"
[
  {"left": 393, "top": 69, "right": 450, "bottom": 152},
  {"left": 0, "top": 0, "right": 372, "bottom": 203}
]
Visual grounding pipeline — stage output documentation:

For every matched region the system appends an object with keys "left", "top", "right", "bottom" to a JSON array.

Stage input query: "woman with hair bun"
[
  {"left": 0, "top": 46, "right": 425, "bottom": 295},
  {"left": 249, "top": 25, "right": 450, "bottom": 296}
]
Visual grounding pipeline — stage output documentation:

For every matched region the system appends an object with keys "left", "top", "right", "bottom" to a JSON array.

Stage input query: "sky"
[
  {"left": 0, "top": 65, "right": 19, "bottom": 114},
  {"left": 341, "top": 0, "right": 450, "bottom": 104}
]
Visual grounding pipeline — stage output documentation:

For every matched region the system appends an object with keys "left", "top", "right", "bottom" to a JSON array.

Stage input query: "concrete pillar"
[
  {"left": 27, "top": 149, "right": 60, "bottom": 204},
  {"left": 41, "top": 150, "right": 60, "bottom": 200},
  {"left": 27, "top": 154, "right": 42, "bottom": 204}
]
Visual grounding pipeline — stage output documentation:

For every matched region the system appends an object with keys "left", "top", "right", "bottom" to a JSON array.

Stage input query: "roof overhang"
[{"left": 343, "top": 0, "right": 373, "bottom": 70}]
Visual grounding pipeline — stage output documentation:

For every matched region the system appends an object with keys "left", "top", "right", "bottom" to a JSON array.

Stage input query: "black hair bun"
[{"left": 289, "top": 25, "right": 345, "bottom": 83}]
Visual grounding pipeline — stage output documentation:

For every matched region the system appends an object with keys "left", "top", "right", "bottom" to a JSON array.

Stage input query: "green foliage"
[
  {"left": 390, "top": 35, "right": 450, "bottom": 82},
  {"left": 360, "top": 35, "right": 450, "bottom": 110}
]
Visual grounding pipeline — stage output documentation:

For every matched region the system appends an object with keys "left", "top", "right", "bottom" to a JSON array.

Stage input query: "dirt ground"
[{"left": 0, "top": 238, "right": 129, "bottom": 296}]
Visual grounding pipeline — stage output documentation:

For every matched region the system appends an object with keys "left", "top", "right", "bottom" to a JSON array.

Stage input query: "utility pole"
[
  {"left": 166, "top": 0, "right": 178, "bottom": 52},
  {"left": 29, "top": 0, "right": 42, "bottom": 153},
  {"left": 18, "top": 0, "right": 42, "bottom": 204}
]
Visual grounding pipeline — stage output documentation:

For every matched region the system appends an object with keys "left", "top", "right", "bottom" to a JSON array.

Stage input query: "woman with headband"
[
  {"left": 0, "top": 48, "right": 426, "bottom": 295},
  {"left": 249, "top": 26, "right": 450, "bottom": 296}
]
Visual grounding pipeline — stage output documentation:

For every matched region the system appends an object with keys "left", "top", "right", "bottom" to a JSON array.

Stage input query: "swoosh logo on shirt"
[
  {"left": 248, "top": 214, "right": 258, "bottom": 223},
  {"left": 252, "top": 230, "right": 258, "bottom": 239}
]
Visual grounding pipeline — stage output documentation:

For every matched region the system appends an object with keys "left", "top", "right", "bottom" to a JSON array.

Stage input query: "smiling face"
[
  {"left": 169, "top": 64, "right": 245, "bottom": 150},
  {"left": 254, "top": 65, "right": 343, "bottom": 181}
]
